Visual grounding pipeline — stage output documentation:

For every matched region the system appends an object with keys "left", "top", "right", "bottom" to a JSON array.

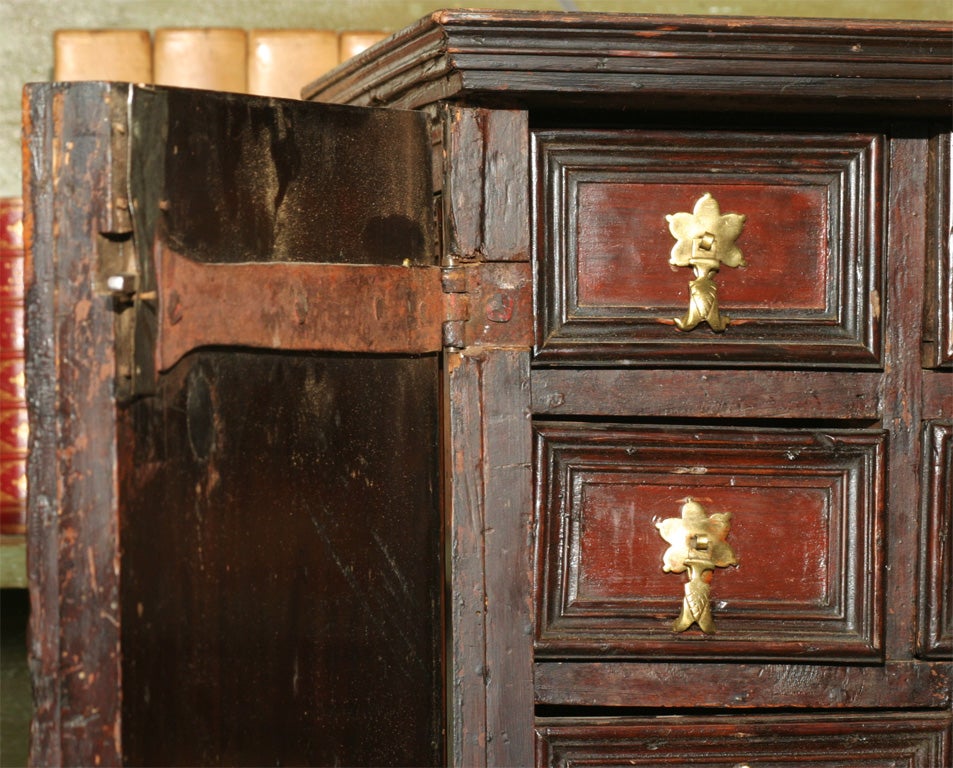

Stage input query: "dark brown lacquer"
[
  {"left": 24, "top": 12, "right": 953, "bottom": 768},
  {"left": 535, "top": 425, "right": 884, "bottom": 661},
  {"left": 120, "top": 352, "right": 441, "bottom": 767},
  {"left": 918, "top": 420, "right": 953, "bottom": 659},
  {"left": 535, "top": 713, "right": 952, "bottom": 767},
  {"left": 26, "top": 82, "right": 443, "bottom": 767},
  {"left": 924, "top": 131, "right": 952, "bottom": 369},
  {"left": 25, "top": 82, "right": 125, "bottom": 768},
  {"left": 534, "top": 130, "right": 883, "bottom": 366}
]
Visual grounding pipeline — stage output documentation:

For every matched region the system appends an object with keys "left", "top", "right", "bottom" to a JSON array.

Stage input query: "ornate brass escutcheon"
[
  {"left": 656, "top": 499, "right": 737, "bottom": 634},
  {"left": 666, "top": 193, "right": 747, "bottom": 332}
]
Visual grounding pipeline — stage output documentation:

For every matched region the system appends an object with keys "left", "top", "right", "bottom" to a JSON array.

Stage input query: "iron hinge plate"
[{"left": 109, "top": 244, "right": 533, "bottom": 399}]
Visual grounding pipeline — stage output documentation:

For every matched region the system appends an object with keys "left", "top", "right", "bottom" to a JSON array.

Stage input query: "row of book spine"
[
  {"left": 1, "top": 198, "right": 24, "bottom": 535},
  {"left": 54, "top": 28, "right": 387, "bottom": 99}
]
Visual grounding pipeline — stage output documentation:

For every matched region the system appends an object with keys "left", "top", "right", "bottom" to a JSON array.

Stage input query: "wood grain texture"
[
  {"left": 533, "top": 129, "right": 883, "bottom": 366},
  {"left": 445, "top": 352, "right": 490, "bottom": 768},
  {"left": 24, "top": 81, "right": 126, "bottom": 767},
  {"left": 881, "top": 133, "right": 929, "bottom": 661},
  {"left": 535, "top": 424, "right": 884, "bottom": 661},
  {"left": 26, "top": 82, "right": 446, "bottom": 767},
  {"left": 535, "top": 712, "right": 952, "bottom": 767},
  {"left": 443, "top": 107, "right": 529, "bottom": 263},
  {"left": 531, "top": 369, "right": 881, "bottom": 419},
  {"left": 304, "top": 11, "right": 952, "bottom": 116},
  {"left": 924, "top": 130, "right": 952, "bottom": 368},
  {"left": 442, "top": 105, "right": 534, "bottom": 768},
  {"left": 119, "top": 352, "right": 443, "bottom": 767},
  {"left": 535, "top": 660, "right": 952, "bottom": 709},
  {"left": 918, "top": 420, "right": 953, "bottom": 659}
]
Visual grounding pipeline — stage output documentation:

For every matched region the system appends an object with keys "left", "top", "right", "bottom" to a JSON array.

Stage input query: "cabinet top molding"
[{"left": 303, "top": 10, "right": 952, "bottom": 115}]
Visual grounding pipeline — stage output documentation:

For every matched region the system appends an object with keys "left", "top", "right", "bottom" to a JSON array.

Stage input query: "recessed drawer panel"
[
  {"left": 535, "top": 425, "right": 884, "bottom": 662},
  {"left": 534, "top": 130, "right": 883, "bottom": 366},
  {"left": 925, "top": 131, "right": 952, "bottom": 368},
  {"left": 918, "top": 420, "right": 953, "bottom": 659},
  {"left": 535, "top": 713, "right": 952, "bottom": 768}
]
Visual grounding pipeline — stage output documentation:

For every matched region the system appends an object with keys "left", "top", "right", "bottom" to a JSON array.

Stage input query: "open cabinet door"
[{"left": 24, "top": 82, "right": 443, "bottom": 767}]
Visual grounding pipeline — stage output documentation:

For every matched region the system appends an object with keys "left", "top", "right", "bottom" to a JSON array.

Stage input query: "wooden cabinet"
[{"left": 26, "top": 11, "right": 951, "bottom": 767}]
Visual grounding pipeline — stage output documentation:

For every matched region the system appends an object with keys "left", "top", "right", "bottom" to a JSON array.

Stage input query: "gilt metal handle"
[
  {"left": 666, "top": 193, "right": 747, "bottom": 332},
  {"left": 656, "top": 499, "right": 737, "bottom": 634}
]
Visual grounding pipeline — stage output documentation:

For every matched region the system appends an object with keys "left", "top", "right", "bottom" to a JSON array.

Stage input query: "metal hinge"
[
  {"left": 106, "top": 243, "right": 533, "bottom": 400},
  {"left": 440, "top": 262, "right": 533, "bottom": 350}
]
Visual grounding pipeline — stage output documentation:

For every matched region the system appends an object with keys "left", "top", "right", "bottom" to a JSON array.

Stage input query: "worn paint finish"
[
  {"left": 305, "top": 11, "right": 952, "bottom": 115},
  {"left": 25, "top": 82, "right": 125, "bottom": 767},
  {"left": 535, "top": 713, "right": 952, "bottom": 765},
  {"left": 26, "top": 81, "right": 445, "bottom": 767}
]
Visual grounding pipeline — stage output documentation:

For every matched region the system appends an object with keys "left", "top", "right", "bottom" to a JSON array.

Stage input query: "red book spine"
[{"left": 1, "top": 197, "right": 26, "bottom": 535}]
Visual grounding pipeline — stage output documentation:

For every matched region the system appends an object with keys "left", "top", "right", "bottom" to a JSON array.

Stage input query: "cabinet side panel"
[{"left": 24, "top": 82, "right": 125, "bottom": 767}]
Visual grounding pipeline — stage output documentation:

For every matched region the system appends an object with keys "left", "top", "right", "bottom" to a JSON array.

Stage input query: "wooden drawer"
[
  {"left": 535, "top": 713, "right": 952, "bottom": 767},
  {"left": 535, "top": 425, "right": 884, "bottom": 662},
  {"left": 925, "top": 131, "right": 952, "bottom": 368},
  {"left": 534, "top": 129, "right": 883, "bottom": 367},
  {"left": 919, "top": 420, "right": 953, "bottom": 659}
]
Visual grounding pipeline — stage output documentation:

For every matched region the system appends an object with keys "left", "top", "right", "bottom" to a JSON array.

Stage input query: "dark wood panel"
[
  {"left": 159, "top": 90, "right": 433, "bottom": 268},
  {"left": 120, "top": 352, "right": 442, "bottom": 767},
  {"left": 531, "top": 369, "right": 881, "bottom": 419},
  {"left": 25, "top": 81, "right": 445, "bottom": 768},
  {"left": 305, "top": 12, "right": 952, "bottom": 117},
  {"left": 443, "top": 107, "right": 529, "bottom": 262},
  {"left": 24, "top": 82, "right": 124, "bottom": 768},
  {"left": 116, "top": 84, "right": 442, "bottom": 768},
  {"left": 535, "top": 660, "right": 952, "bottom": 709},
  {"left": 440, "top": 105, "right": 534, "bottom": 768},
  {"left": 919, "top": 420, "right": 953, "bottom": 659},
  {"left": 923, "top": 370, "right": 953, "bottom": 419},
  {"left": 923, "top": 130, "right": 952, "bottom": 368},
  {"left": 535, "top": 712, "right": 952, "bottom": 768},
  {"left": 534, "top": 130, "right": 883, "bottom": 366},
  {"left": 881, "top": 134, "right": 930, "bottom": 661},
  {"left": 535, "top": 424, "right": 884, "bottom": 661},
  {"left": 445, "top": 350, "right": 535, "bottom": 768}
]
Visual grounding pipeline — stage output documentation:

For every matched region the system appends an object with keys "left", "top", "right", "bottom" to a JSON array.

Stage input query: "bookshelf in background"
[
  {"left": 53, "top": 27, "right": 388, "bottom": 97},
  {"left": 1, "top": 198, "right": 26, "bottom": 587}
]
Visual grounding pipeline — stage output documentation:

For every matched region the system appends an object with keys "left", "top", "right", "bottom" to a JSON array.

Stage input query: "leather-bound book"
[
  {"left": 54, "top": 29, "right": 153, "bottom": 82},
  {"left": 154, "top": 28, "right": 247, "bottom": 92},
  {"left": 0, "top": 197, "right": 25, "bottom": 535},
  {"left": 248, "top": 29, "right": 338, "bottom": 99}
]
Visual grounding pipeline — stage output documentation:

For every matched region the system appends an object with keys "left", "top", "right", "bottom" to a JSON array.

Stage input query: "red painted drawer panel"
[
  {"left": 534, "top": 129, "right": 883, "bottom": 366},
  {"left": 535, "top": 424, "right": 884, "bottom": 661}
]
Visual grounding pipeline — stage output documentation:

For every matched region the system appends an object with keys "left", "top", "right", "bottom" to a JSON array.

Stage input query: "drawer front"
[
  {"left": 534, "top": 130, "right": 883, "bottom": 366},
  {"left": 535, "top": 425, "right": 884, "bottom": 661},
  {"left": 535, "top": 713, "right": 952, "bottom": 768},
  {"left": 919, "top": 420, "right": 953, "bottom": 658},
  {"left": 925, "top": 131, "right": 952, "bottom": 368}
]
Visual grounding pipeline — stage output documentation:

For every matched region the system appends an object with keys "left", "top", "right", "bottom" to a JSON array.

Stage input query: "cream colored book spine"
[
  {"left": 247, "top": 29, "right": 338, "bottom": 99},
  {"left": 153, "top": 28, "right": 247, "bottom": 92},
  {"left": 54, "top": 29, "right": 152, "bottom": 82}
]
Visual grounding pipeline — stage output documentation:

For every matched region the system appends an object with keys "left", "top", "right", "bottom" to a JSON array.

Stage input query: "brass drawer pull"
[
  {"left": 656, "top": 499, "right": 737, "bottom": 633},
  {"left": 666, "top": 193, "right": 747, "bottom": 332}
]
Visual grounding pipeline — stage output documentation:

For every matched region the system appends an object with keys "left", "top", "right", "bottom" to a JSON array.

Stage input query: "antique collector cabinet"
[{"left": 25, "top": 11, "right": 952, "bottom": 767}]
